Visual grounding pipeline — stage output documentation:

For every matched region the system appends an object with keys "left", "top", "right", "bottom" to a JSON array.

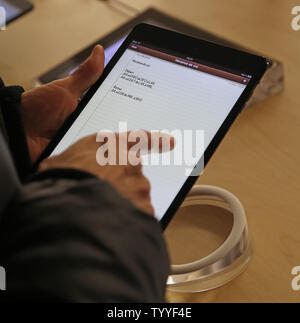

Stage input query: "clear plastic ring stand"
[{"left": 166, "top": 185, "right": 253, "bottom": 293}]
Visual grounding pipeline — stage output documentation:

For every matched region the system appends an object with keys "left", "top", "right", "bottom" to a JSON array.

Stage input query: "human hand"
[
  {"left": 39, "top": 131, "right": 175, "bottom": 215},
  {"left": 21, "top": 45, "right": 104, "bottom": 163}
]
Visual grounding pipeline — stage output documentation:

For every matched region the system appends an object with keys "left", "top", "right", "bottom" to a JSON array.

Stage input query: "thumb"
[{"left": 62, "top": 45, "right": 105, "bottom": 98}]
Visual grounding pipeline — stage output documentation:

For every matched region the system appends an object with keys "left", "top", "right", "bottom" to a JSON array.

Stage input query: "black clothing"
[
  {"left": 0, "top": 83, "right": 30, "bottom": 179},
  {"left": 0, "top": 79, "right": 169, "bottom": 302}
]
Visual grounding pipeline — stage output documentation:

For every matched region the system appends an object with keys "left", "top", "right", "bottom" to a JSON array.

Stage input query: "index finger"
[{"left": 125, "top": 130, "right": 175, "bottom": 155}]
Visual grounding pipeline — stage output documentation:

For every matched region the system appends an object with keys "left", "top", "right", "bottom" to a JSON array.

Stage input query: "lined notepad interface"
[{"left": 52, "top": 41, "right": 250, "bottom": 220}]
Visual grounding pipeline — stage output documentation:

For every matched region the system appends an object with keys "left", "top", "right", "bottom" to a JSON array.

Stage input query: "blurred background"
[{"left": 1, "top": 0, "right": 298, "bottom": 90}]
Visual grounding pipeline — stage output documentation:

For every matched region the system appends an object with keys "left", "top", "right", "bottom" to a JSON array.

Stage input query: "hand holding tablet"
[
  {"left": 40, "top": 130, "right": 175, "bottom": 216},
  {"left": 37, "top": 24, "right": 267, "bottom": 228}
]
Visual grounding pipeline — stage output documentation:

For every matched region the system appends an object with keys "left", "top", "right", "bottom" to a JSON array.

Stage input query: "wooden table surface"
[{"left": 1, "top": 0, "right": 300, "bottom": 302}]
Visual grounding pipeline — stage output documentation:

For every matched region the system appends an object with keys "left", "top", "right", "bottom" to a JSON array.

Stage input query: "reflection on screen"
[
  {"left": 52, "top": 41, "right": 251, "bottom": 221},
  {"left": 0, "top": 0, "right": 20, "bottom": 21},
  {"left": 68, "top": 36, "right": 127, "bottom": 76},
  {"left": 104, "top": 36, "right": 127, "bottom": 66}
]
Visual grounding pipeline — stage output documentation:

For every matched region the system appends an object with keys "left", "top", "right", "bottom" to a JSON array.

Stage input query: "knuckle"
[
  {"left": 145, "top": 203, "right": 154, "bottom": 215},
  {"left": 141, "top": 176, "right": 151, "bottom": 192},
  {"left": 128, "top": 151, "right": 142, "bottom": 166}
]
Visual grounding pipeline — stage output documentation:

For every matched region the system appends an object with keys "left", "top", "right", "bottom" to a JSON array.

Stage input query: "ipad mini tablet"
[{"left": 38, "top": 24, "right": 267, "bottom": 228}]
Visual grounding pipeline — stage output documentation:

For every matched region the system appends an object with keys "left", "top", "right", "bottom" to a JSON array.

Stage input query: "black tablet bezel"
[
  {"left": 36, "top": 23, "right": 267, "bottom": 230},
  {"left": 2, "top": 0, "right": 33, "bottom": 24}
]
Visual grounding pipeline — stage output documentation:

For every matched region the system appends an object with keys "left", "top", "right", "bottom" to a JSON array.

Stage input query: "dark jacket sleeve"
[
  {"left": 0, "top": 170, "right": 169, "bottom": 302},
  {"left": 0, "top": 78, "right": 31, "bottom": 180},
  {"left": 0, "top": 79, "right": 169, "bottom": 302}
]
